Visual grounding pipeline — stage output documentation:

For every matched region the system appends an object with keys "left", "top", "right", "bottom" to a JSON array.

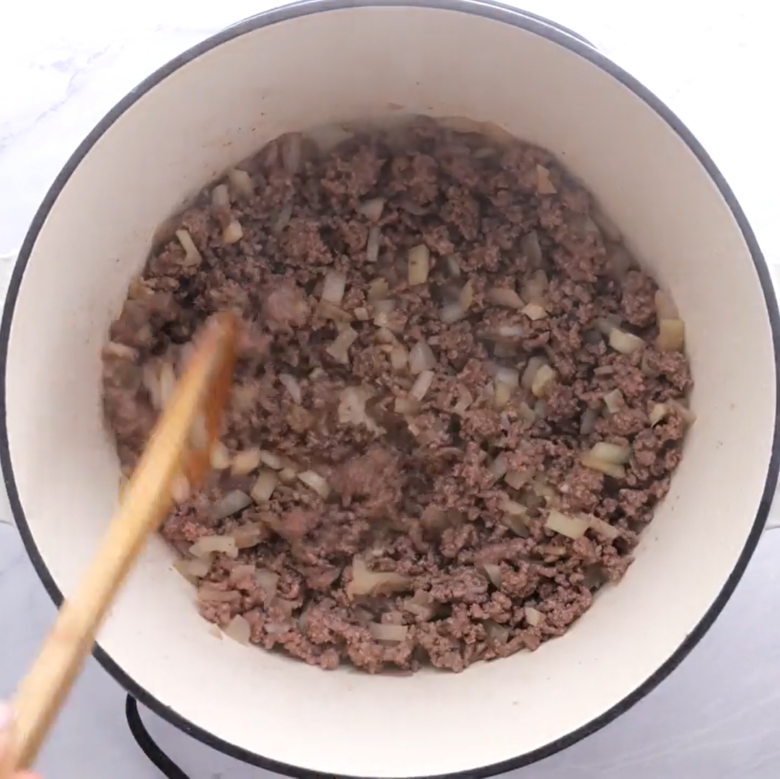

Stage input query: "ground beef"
[{"left": 102, "top": 117, "right": 693, "bottom": 674}]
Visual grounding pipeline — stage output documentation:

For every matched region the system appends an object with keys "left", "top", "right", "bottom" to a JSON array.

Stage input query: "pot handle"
[{"left": 125, "top": 696, "right": 189, "bottom": 779}]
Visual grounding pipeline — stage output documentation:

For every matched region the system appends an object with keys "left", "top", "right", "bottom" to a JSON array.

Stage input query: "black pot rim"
[{"left": 2, "top": 2, "right": 778, "bottom": 778}]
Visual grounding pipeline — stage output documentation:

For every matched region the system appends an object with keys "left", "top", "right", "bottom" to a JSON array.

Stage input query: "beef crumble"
[{"left": 102, "top": 116, "right": 692, "bottom": 673}]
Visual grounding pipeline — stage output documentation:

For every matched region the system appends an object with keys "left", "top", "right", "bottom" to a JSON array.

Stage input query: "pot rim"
[{"left": 2, "top": 1, "right": 779, "bottom": 777}]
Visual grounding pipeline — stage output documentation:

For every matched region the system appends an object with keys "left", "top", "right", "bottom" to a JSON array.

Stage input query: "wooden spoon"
[{"left": 0, "top": 312, "right": 236, "bottom": 776}]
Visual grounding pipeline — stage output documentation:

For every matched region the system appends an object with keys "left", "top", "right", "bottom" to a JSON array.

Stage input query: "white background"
[{"left": 2, "top": 1, "right": 780, "bottom": 777}]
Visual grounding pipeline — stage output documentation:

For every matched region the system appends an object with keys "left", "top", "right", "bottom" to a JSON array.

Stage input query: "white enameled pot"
[{"left": 3, "top": 2, "right": 779, "bottom": 777}]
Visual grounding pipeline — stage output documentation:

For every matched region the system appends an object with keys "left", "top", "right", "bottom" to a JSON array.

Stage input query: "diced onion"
[
  {"left": 587, "top": 515, "right": 620, "bottom": 540},
  {"left": 316, "top": 300, "right": 352, "bottom": 323},
  {"left": 669, "top": 399, "right": 697, "bottom": 426},
  {"left": 596, "top": 316, "right": 620, "bottom": 336},
  {"left": 231, "top": 448, "right": 262, "bottom": 476},
  {"left": 228, "top": 564, "right": 256, "bottom": 585},
  {"left": 501, "top": 496, "right": 528, "bottom": 517},
  {"left": 357, "top": 198, "right": 386, "bottom": 221},
  {"left": 338, "top": 386, "right": 373, "bottom": 428},
  {"left": 321, "top": 271, "right": 347, "bottom": 305},
  {"left": 347, "top": 558, "right": 411, "bottom": 598},
  {"left": 212, "top": 183, "right": 230, "bottom": 209},
  {"left": 410, "top": 370, "right": 435, "bottom": 401},
  {"left": 104, "top": 341, "right": 138, "bottom": 360},
  {"left": 490, "top": 453, "right": 509, "bottom": 481},
  {"left": 580, "top": 407, "right": 598, "bottom": 435},
  {"left": 545, "top": 510, "right": 589, "bottom": 539},
  {"left": 522, "top": 302, "right": 548, "bottom": 321},
  {"left": 447, "top": 256, "right": 462, "bottom": 278},
  {"left": 366, "top": 226, "right": 382, "bottom": 262},
  {"left": 531, "top": 364, "right": 557, "bottom": 398},
  {"left": 228, "top": 168, "right": 254, "bottom": 198},
  {"left": 230, "top": 522, "right": 265, "bottom": 549},
  {"left": 493, "top": 381, "right": 514, "bottom": 409},
  {"left": 459, "top": 280, "right": 475, "bottom": 310},
  {"left": 440, "top": 302, "right": 466, "bottom": 324},
  {"left": 655, "top": 290, "right": 679, "bottom": 320},
  {"left": 368, "top": 623, "right": 409, "bottom": 643},
  {"left": 589, "top": 441, "right": 631, "bottom": 464},
  {"left": 224, "top": 614, "right": 251, "bottom": 645},
  {"left": 580, "top": 452, "right": 626, "bottom": 479},
  {"left": 198, "top": 584, "right": 240, "bottom": 604},
  {"left": 368, "top": 278, "right": 390, "bottom": 302},
  {"left": 211, "top": 490, "right": 252, "bottom": 520},
  {"left": 279, "top": 373, "right": 303, "bottom": 404},
  {"left": 373, "top": 298, "right": 396, "bottom": 315},
  {"left": 453, "top": 385, "right": 473, "bottom": 416},
  {"left": 390, "top": 344, "right": 408, "bottom": 372},
  {"left": 298, "top": 470, "right": 330, "bottom": 498},
  {"left": 175, "top": 557, "right": 212, "bottom": 579},
  {"left": 518, "top": 401, "right": 537, "bottom": 422},
  {"left": 258, "top": 450, "right": 284, "bottom": 470},
  {"left": 521, "top": 230, "right": 543, "bottom": 267},
  {"left": 649, "top": 403, "right": 668, "bottom": 426},
  {"left": 326, "top": 326, "right": 358, "bottom": 364},
  {"left": 523, "top": 269, "right": 548, "bottom": 304},
  {"left": 279, "top": 467, "right": 298, "bottom": 483},
  {"left": 282, "top": 133, "right": 302, "bottom": 174},
  {"left": 482, "top": 564, "right": 502, "bottom": 588},
  {"left": 272, "top": 202, "right": 293, "bottom": 234},
  {"left": 521, "top": 356, "right": 547, "bottom": 390},
  {"left": 255, "top": 569, "right": 280, "bottom": 598},
  {"left": 404, "top": 592, "right": 437, "bottom": 622},
  {"left": 536, "top": 165, "right": 557, "bottom": 194},
  {"left": 190, "top": 535, "right": 239, "bottom": 559},
  {"left": 488, "top": 287, "right": 524, "bottom": 309},
  {"left": 505, "top": 470, "right": 532, "bottom": 490},
  {"left": 394, "top": 397, "right": 421, "bottom": 415},
  {"left": 175, "top": 229, "right": 202, "bottom": 267},
  {"left": 399, "top": 198, "right": 427, "bottom": 216},
  {"left": 251, "top": 470, "right": 278, "bottom": 502},
  {"left": 524, "top": 606, "right": 543, "bottom": 627},
  {"left": 603, "top": 389, "right": 625, "bottom": 414},
  {"left": 656, "top": 319, "right": 685, "bottom": 352},
  {"left": 609, "top": 328, "right": 645, "bottom": 355},
  {"left": 222, "top": 220, "right": 244, "bottom": 244},
  {"left": 408, "top": 244, "right": 431, "bottom": 286},
  {"left": 409, "top": 340, "right": 437, "bottom": 374}
]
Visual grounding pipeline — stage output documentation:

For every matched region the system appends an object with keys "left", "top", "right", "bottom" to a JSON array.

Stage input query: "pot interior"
[{"left": 4, "top": 5, "right": 776, "bottom": 776}]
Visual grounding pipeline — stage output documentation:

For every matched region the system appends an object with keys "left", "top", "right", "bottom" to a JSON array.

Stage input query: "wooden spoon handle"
[{"left": 0, "top": 313, "right": 236, "bottom": 776}]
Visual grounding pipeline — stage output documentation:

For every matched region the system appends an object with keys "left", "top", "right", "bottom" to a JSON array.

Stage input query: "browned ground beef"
[{"left": 101, "top": 117, "right": 692, "bottom": 673}]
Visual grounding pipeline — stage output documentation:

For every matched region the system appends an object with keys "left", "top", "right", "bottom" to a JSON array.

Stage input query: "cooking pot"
[{"left": 3, "top": 2, "right": 779, "bottom": 777}]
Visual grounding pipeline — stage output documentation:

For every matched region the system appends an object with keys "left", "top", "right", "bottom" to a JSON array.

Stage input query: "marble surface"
[{"left": 3, "top": 1, "right": 780, "bottom": 776}]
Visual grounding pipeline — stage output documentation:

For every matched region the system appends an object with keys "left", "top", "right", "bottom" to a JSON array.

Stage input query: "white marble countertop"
[{"left": 3, "top": 1, "right": 780, "bottom": 777}]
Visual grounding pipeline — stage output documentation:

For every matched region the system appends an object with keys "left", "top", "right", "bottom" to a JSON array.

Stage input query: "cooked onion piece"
[
  {"left": 190, "top": 535, "right": 238, "bottom": 559},
  {"left": 524, "top": 606, "right": 543, "bottom": 627},
  {"left": 326, "top": 327, "right": 358, "bottom": 364},
  {"left": 522, "top": 302, "right": 548, "bottom": 321},
  {"left": 251, "top": 470, "right": 278, "bottom": 503},
  {"left": 531, "top": 364, "right": 557, "bottom": 398},
  {"left": 357, "top": 197, "right": 386, "bottom": 221},
  {"left": 175, "top": 228, "right": 202, "bottom": 267},
  {"left": 228, "top": 168, "right": 254, "bottom": 198},
  {"left": 587, "top": 514, "right": 620, "bottom": 540},
  {"left": 368, "top": 623, "right": 408, "bottom": 643},
  {"left": 321, "top": 271, "right": 347, "bottom": 305},
  {"left": 521, "top": 230, "right": 543, "bottom": 266},
  {"left": 409, "top": 340, "right": 436, "bottom": 374},
  {"left": 231, "top": 448, "right": 262, "bottom": 476},
  {"left": 481, "top": 563, "right": 502, "bottom": 588},
  {"left": 649, "top": 403, "right": 668, "bottom": 426},
  {"left": 580, "top": 451, "right": 626, "bottom": 479},
  {"left": 609, "top": 328, "right": 645, "bottom": 355},
  {"left": 347, "top": 558, "right": 411, "bottom": 598},
  {"left": 211, "top": 490, "right": 252, "bottom": 520},
  {"left": 522, "top": 269, "right": 548, "bottom": 304},
  {"left": 545, "top": 510, "right": 589, "bottom": 539},
  {"left": 410, "top": 370, "right": 435, "bottom": 401},
  {"left": 366, "top": 226, "right": 382, "bottom": 263},
  {"left": 408, "top": 244, "right": 431, "bottom": 286},
  {"left": 298, "top": 470, "right": 330, "bottom": 498},
  {"left": 536, "top": 165, "right": 557, "bottom": 194},
  {"left": 603, "top": 389, "right": 625, "bottom": 414},
  {"left": 487, "top": 286, "right": 524, "bottom": 309},
  {"left": 279, "top": 373, "right": 303, "bottom": 404},
  {"left": 656, "top": 319, "right": 685, "bottom": 352},
  {"left": 212, "top": 183, "right": 230, "bottom": 209},
  {"left": 224, "top": 614, "right": 252, "bottom": 645},
  {"left": 521, "top": 356, "right": 547, "bottom": 390},
  {"left": 222, "top": 219, "right": 244, "bottom": 245},
  {"left": 589, "top": 441, "right": 631, "bottom": 464}
]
